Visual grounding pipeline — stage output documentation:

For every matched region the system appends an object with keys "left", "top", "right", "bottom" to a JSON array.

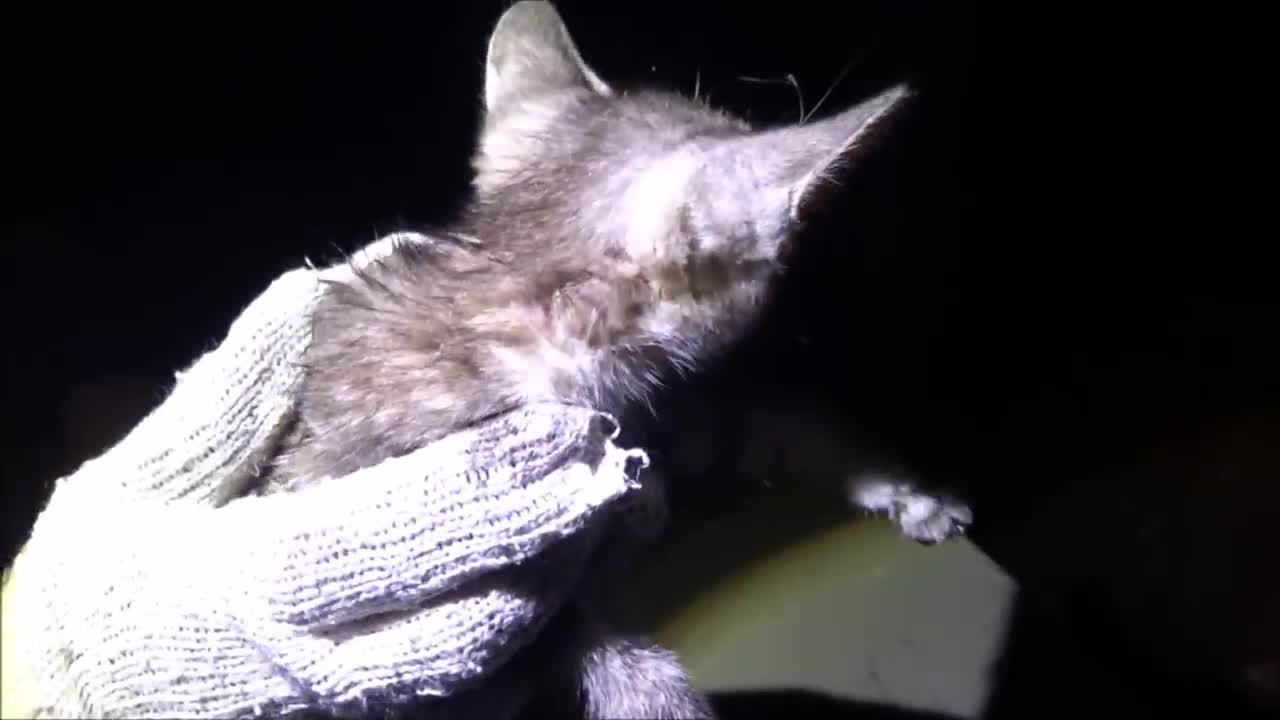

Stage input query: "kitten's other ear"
[
  {"left": 788, "top": 84, "right": 913, "bottom": 219},
  {"left": 484, "top": 1, "right": 612, "bottom": 114},
  {"left": 729, "top": 84, "right": 913, "bottom": 223}
]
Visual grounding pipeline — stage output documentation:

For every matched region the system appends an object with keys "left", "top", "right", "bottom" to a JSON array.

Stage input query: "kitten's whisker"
[
  {"left": 785, "top": 73, "right": 804, "bottom": 122},
  {"left": 736, "top": 73, "right": 806, "bottom": 122},
  {"left": 804, "top": 58, "right": 857, "bottom": 124}
]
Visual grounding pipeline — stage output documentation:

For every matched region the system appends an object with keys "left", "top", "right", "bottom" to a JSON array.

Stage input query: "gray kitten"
[{"left": 262, "top": 2, "right": 970, "bottom": 718}]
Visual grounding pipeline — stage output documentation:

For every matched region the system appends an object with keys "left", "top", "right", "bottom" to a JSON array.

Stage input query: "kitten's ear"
[
  {"left": 788, "top": 84, "right": 913, "bottom": 219},
  {"left": 484, "top": 1, "right": 611, "bottom": 114},
  {"left": 735, "top": 84, "right": 913, "bottom": 222}
]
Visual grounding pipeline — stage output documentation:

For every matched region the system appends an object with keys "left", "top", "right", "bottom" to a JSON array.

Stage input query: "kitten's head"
[{"left": 469, "top": 1, "right": 910, "bottom": 357}]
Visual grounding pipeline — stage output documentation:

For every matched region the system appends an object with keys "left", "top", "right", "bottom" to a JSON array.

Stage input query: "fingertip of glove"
[{"left": 622, "top": 448, "right": 649, "bottom": 490}]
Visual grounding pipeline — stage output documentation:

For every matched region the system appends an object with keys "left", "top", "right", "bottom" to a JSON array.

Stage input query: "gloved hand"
[{"left": 1, "top": 233, "right": 649, "bottom": 720}]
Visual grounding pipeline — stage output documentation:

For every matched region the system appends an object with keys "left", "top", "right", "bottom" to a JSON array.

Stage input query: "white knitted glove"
[{"left": 1, "top": 233, "right": 650, "bottom": 720}]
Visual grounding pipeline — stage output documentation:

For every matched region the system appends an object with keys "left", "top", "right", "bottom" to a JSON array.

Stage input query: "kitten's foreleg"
[{"left": 691, "top": 388, "right": 974, "bottom": 545}]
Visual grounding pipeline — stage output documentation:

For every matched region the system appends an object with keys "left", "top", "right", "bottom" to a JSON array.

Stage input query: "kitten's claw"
[{"left": 848, "top": 475, "right": 973, "bottom": 544}]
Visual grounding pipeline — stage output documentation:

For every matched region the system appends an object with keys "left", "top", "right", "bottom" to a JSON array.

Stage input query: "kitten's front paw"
[
  {"left": 892, "top": 491, "right": 973, "bottom": 544},
  {"left": 847, "top": 475, "right": 973, "bottom": 544}
]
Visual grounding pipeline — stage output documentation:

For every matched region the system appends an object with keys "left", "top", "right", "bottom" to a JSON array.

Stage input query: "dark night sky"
[{"left": 2, "top": 2, "right": 1274, "bottom": 713}]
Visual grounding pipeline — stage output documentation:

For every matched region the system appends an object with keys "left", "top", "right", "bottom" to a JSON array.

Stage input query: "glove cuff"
[{"left": 65, "top": 267, "right": 323, "bottom": 506}]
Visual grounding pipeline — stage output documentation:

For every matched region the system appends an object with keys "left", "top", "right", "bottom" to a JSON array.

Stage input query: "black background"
[{"left": 3, "top": 2, "right": 1272, "bottom": 717}]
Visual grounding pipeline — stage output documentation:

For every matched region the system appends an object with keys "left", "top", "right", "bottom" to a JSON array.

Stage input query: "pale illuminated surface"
[{"left": 612, "top": 491, "right": 1017, "bottom": 719}]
